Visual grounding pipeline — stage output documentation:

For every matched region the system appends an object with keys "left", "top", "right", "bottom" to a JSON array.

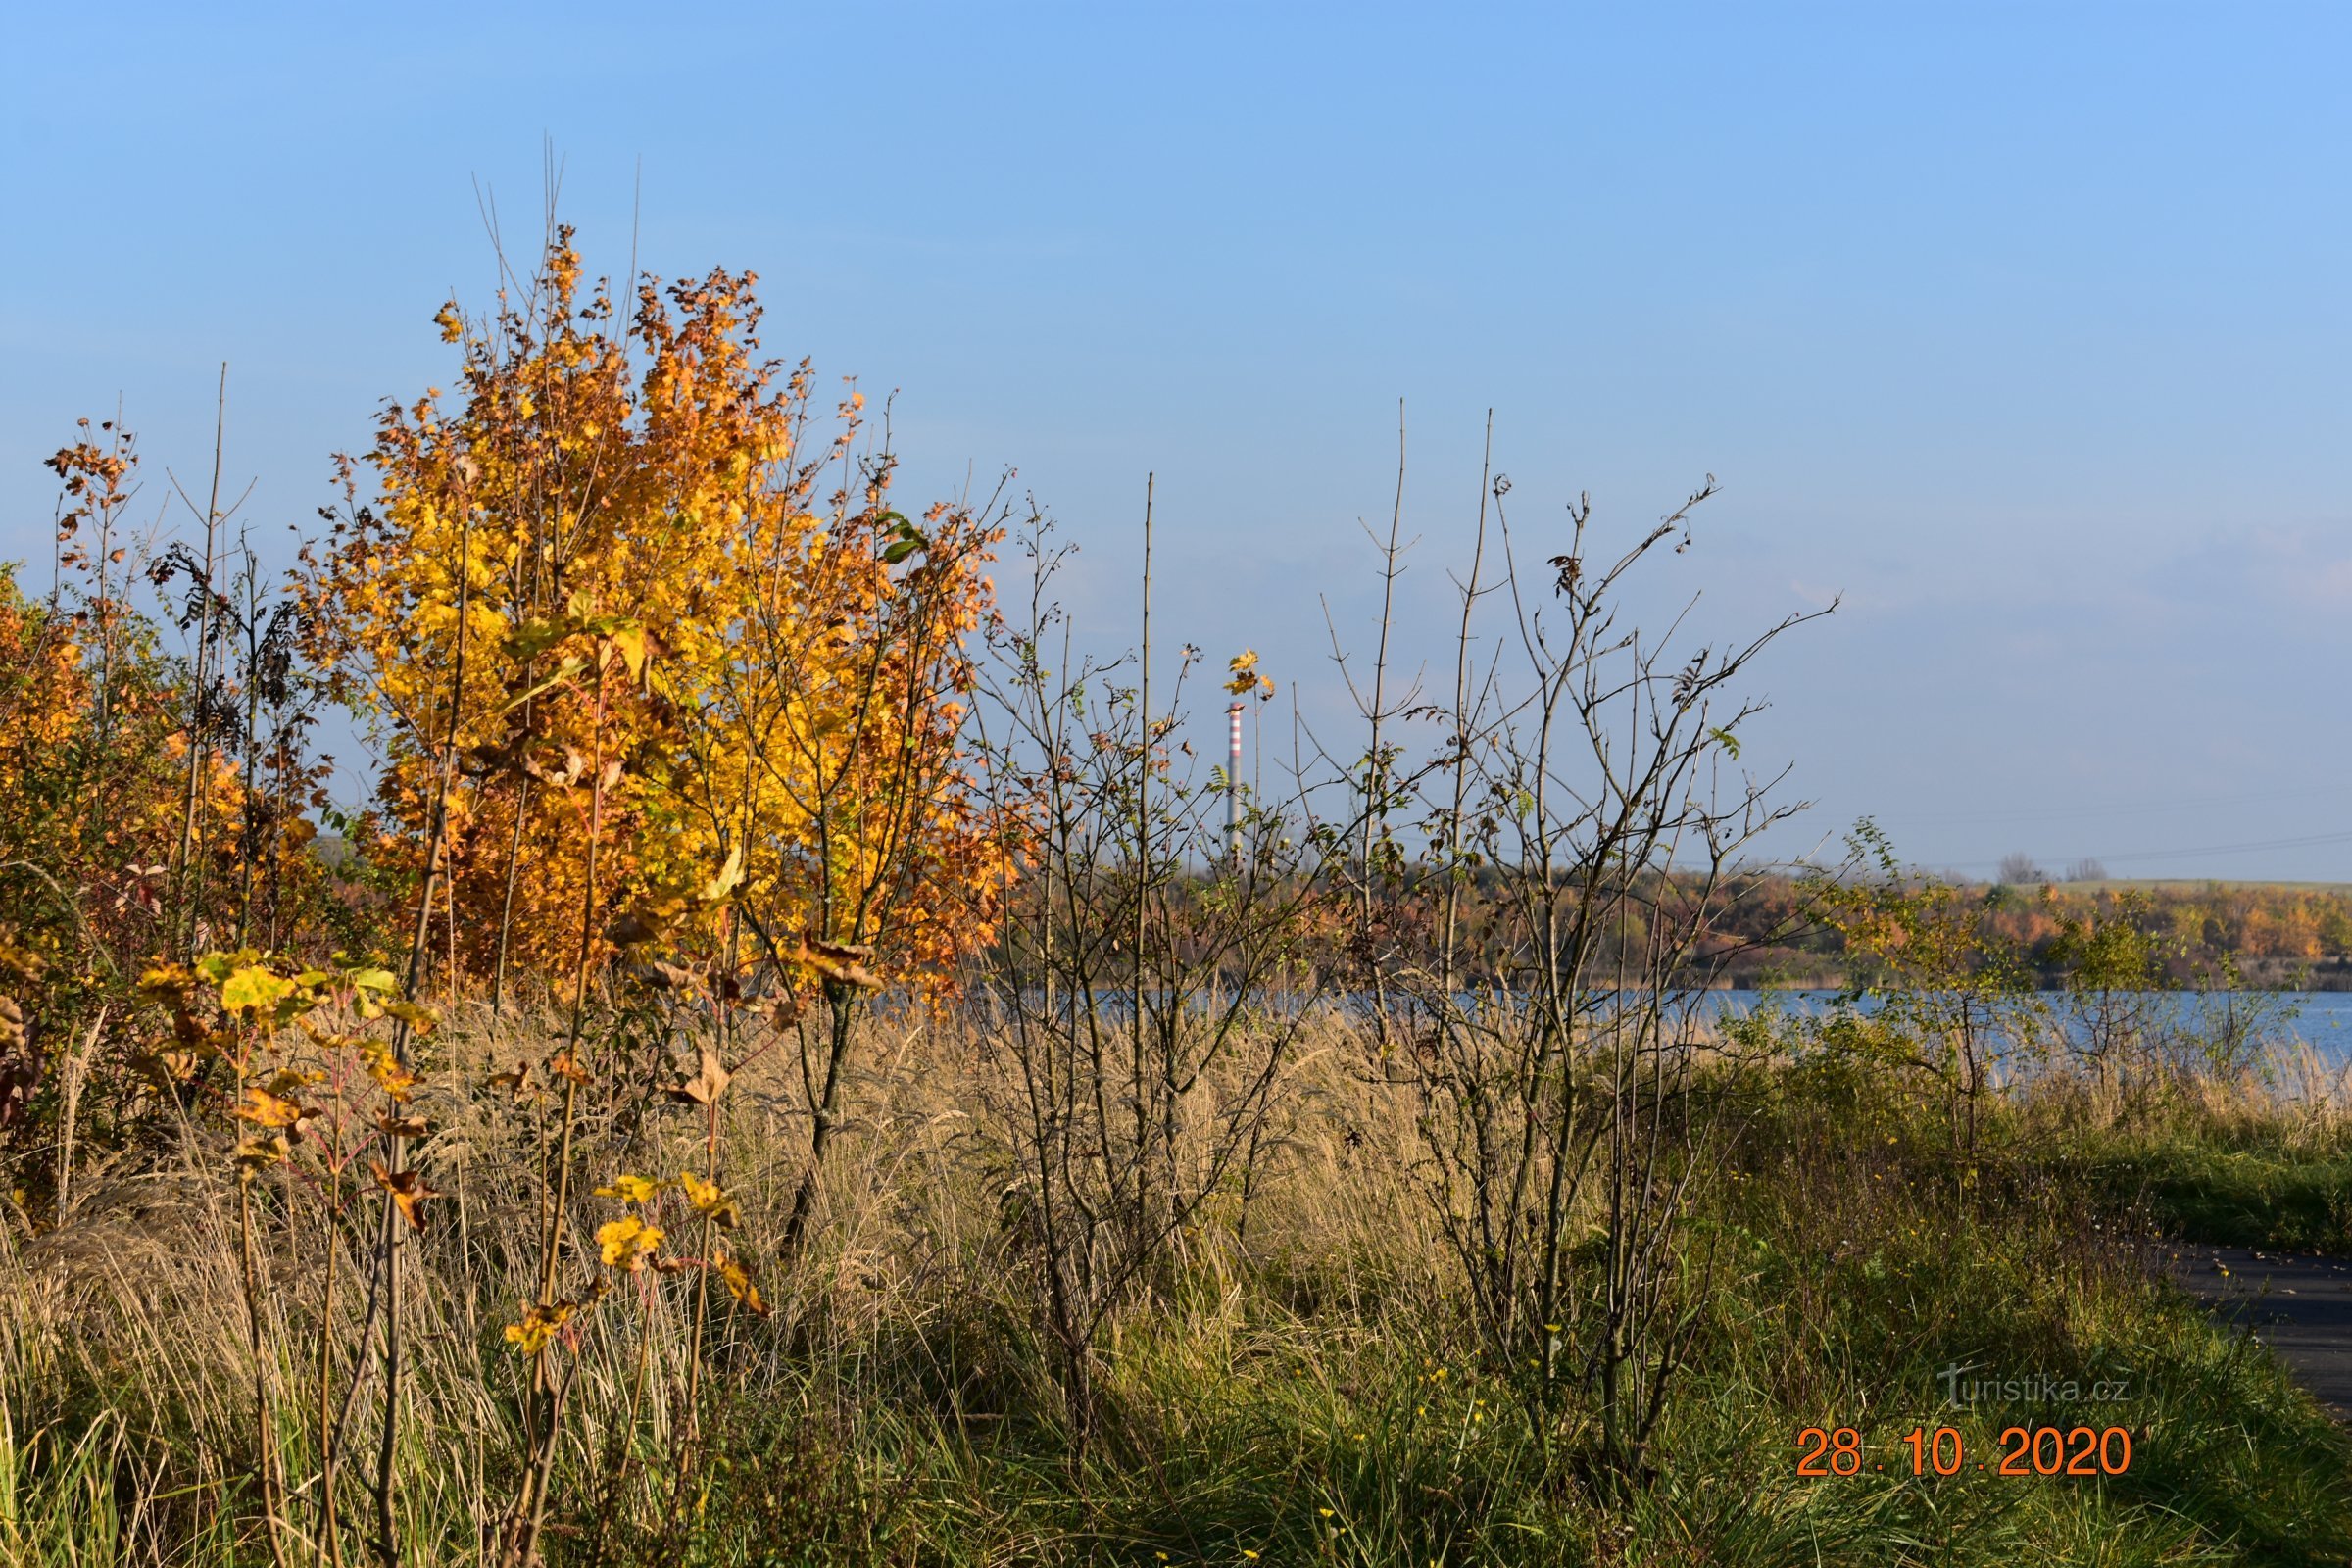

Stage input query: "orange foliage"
[{"left": 307, "top": 228, "right": 1009, "bottom": 996}]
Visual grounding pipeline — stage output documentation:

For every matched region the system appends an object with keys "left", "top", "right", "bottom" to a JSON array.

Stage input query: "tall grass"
[{"left": 3, "top": 1004, "right": 2347, "bottom": 1566}]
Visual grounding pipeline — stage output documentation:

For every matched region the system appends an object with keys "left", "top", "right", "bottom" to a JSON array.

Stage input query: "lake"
[{"left": 1705, "top": 989, "right": 2352, "bottom": 1071}]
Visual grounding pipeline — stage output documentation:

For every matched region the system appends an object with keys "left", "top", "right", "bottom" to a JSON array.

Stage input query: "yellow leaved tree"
[
  {"left": 304, "top": 224, "right": 1015, "bottom": 1566},
  {"left": 305, "top": 226, "right": 1010, "bottom": 1010}
]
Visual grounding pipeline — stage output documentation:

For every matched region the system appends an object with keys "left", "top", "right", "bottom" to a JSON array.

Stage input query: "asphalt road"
[{"left": 2166, "top": 1244, "right": 2352, "bottom": 1418}]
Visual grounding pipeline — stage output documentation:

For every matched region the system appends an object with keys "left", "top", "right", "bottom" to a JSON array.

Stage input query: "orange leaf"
[
  {"left": 235, "top": 1087, "right": 304, "bottom": 1129},
  {"left": 371, "top": 1163, "right": 440, "bottom": 1230}
]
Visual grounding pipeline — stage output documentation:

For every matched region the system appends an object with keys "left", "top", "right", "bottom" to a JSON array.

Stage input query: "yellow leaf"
[
  {"left": 678, "top": 1170, "right": 740, "bottom": 1229},
  {"left": 234, "top": 1134, "right": 290, "bottom": 1170},
  {"left": 1224, "top": 648, "right": 1261, "bottom": 695},
  {"left": 696, "top": 842, "right": 745, "bottom": 906},
  {"left": 596, "top": 1173, "right": 663, "bottom": 1203},
  {"left": 135, "top": 963, "right": 197, "bottom": 1008},
  {"left": 713, "top": 1250, "right": 767, "bottom": 1316},
  {"left": 363, "top": 1041, "right": 418, "bottom": 1102},
  {"left": 597, "top": 1214, "right": 664, "bottom": 1271},
  {"left": 344, "top": 965, "right": 398, "bottom": 995},
  {"left": 381, "top": 999, "right": 439, "bottom": 1035},
  {"left": 608, "top": 624, "right": 648, "bottom": 681},
  {"left": 504, "top": 1299, "right": 573, "bottom": 1355}
]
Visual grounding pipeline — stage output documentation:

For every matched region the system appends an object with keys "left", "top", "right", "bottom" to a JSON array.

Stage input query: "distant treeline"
[
  {"left": 1701, "top": 871, "right": 2352, "bottom": 990},
  {"left": 1276, "top": 863, "right": 2352, "bottom": 992}
]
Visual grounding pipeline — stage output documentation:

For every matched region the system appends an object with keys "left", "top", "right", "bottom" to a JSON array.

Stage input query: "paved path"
[{"left": 2164, "top": 1244, "right": 2352, "bottom": 1418}]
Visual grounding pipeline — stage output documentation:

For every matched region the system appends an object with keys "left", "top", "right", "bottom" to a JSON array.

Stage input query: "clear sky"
[{"left": 5, "top": 2, "right": 2346, "bottom": 879}]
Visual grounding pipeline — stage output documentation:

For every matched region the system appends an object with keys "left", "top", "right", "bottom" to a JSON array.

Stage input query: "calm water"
[
  {"left": 1704, "top": 989, "right": 2352, "bottom": 1068},
  {"left": 974, "top": 986, "right": 2352, "bottom": 1070}
]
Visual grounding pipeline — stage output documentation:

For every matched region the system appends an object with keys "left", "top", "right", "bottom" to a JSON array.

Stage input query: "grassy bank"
[{"left": 3, "top": 1011, "right": 2348, "bottom": 1567}]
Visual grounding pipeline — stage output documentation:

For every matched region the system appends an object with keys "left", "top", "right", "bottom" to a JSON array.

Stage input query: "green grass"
[
  {"left": 11, "top": 1045, "right": 2352, "bottom": 1566},
  {"left": 546, "top": 1067, "right": 2352, "bottom": 1566},
  {"left": 2077, "top": 1141, "right": 2352, "bottom": 1253}
]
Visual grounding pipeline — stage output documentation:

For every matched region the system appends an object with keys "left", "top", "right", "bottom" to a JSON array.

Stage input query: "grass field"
[{"left": 5, "top": 1005, "right": 2350, "bottom": 1567}]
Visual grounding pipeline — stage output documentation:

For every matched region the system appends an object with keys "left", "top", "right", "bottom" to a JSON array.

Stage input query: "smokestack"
[{"left": 1226, "top": 701, "right": 1245, "bottom": 869}]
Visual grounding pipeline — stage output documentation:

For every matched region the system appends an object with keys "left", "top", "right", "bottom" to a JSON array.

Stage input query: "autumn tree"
[
  {"left": 307, "top": 226, "right": 1007, "bottom": 1004},
  {"left": 0, "top": 427, "right": 264, "bottom": 1189},
  {"left": 304, "top": 235, "right": 1014, "bottom": 1419}
]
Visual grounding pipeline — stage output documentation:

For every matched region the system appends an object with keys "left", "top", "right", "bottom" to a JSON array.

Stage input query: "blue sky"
[{"left": 5, "top": 3, "right": 2347, "bottom": 878}]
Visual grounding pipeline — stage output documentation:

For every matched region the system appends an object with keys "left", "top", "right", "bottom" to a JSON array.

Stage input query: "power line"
[{"left": 1899, "top": 783, "right": 2349, "bottom": 829}]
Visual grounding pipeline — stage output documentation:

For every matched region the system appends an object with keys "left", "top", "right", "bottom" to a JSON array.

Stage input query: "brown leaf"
[
  {"left": 466, "top": 735, "right": 529, "bottom": 777},
  {"left": 486, "top": 1061, "right": 536, "bottom": 1102},
  {"left": 664, "top": 1043, "right": 731, "bottom": 1106},
  {"left": 548, "top": 1049, "right": 593, "bottom": 1087},
  {"left": 375, "top": 1112, "right": 430, "bottom": 1140},
  {"left": 606, "top": 910, "right": 664, "bottom": 948},
  {"left": 622, "top": 957, "right": 700, "bottom": 991},
  {"left": 521, "top": 746, "right": 588, "bottom": 789},
  {"left": 794, "top": 933, "right": 883, "bottom": 991},
  {"left": 132, "top": 1050, "right": 200, "bottom": 1089}
]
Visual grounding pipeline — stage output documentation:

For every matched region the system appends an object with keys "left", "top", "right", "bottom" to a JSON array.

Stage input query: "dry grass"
[{"left": 4, "top": 1004, "right": 2351, "bottom": 1565}]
